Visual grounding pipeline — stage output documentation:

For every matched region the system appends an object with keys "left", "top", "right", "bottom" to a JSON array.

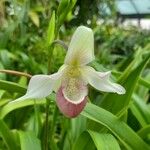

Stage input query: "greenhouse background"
[{"left": 0, "top": 0, "right": 150, "bottom": 150}]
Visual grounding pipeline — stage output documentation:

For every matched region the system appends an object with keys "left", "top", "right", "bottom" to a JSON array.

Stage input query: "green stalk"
[
  {"left": 44, "top": 98, "right": 50, "bottom": 150},
  {"left": 44, "top": 12, "right": 60, "bottom": 150},
  {"left": 47, "top": 45, "right": 55, "bottom": 74}
]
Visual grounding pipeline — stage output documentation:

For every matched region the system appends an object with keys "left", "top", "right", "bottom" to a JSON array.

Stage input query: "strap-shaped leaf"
[
  {"left": 19, "top": 131, "right": 41, "bottom": 150},
  {"left": 73, "top": 130, "right": 121, "bottom": 150},
  {"left": 138, "top": 125, "right": 150, "bottom": 141},
  {"left": 130, "top": 94, "right": 150, "bottom": 127},
  {"left": 88, "top": 131, "right": 121, "bottom": 150},
  {"left": 0, "top": 98, "right": 46, "bottom": 119},
  {"left": 0, "top": 79, "right": 26, "bottom": 94},
  {"left": 0, "top": 120, "right": 19, "bottom": 150},
  {"left": 46, "top": 11, "right": 55, "bottom": 46},
  {"left": 82, "top": 103, "right": 150, "bottom": 150},
  {"left": 72, "top": 131, "right": 95, "bottom": 150}
]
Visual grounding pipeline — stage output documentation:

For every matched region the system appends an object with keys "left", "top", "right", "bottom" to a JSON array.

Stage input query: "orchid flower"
[{"left": 13, "top": 26, "right": 125, "bottom": 118}]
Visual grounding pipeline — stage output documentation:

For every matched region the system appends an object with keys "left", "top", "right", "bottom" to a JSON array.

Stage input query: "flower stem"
[
  {"left": 47, "top": 45, "right": 54, "bottom": 74},
  {"left": 0, "top": 69, "right": 32, "bottom": 78},
  {"left": 53, "top": 40, "right": 68, "bottom": 50},
  {"left": 44, "top": 98, "right": 50, "bottom": 150},
  {"left": 44, "top": 16, "right": 60, "bottom": 150}
]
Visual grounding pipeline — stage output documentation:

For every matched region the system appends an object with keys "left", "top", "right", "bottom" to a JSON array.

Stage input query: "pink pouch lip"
[{"left": 56, "top": 87, "right": 87, "bottom": 118}]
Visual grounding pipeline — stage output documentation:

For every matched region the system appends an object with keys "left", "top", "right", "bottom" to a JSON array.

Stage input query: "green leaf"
[
  {"left": 0, "top": 120, "right": 19, "bottom": 150},
  {"left": 138, "top": 78, "right": 150, "bottom": 89},
  {"left": 88, "top": 131, "right": 121, "bottom": 150},
  {"left": 26, "top": 105, "right": 42, "bottom": 137},
  {"left": 0, "top": 79, "right": 26, "bottom": 94},
  {"left": 72, "top": 132, "right": 95, "bottom": 150},
  {"left": 63, "top": 115, "right": 87, "bottom": 150},
  {"left": 130, "top": 94, "right": 150, "bottom": 127},
  {"left": 57, "top": 0, "right": 70, "bottom": 16},
  {"left": 73, "top": 131, "right": 121, "bottom": 150},
  {"left": 57, "top": 0, "right": 77, "bottom": 27},
  {"left": 0, "top": 93, "right": 56, "bottom": 119},
  {"left": 112, "top": 70, "right": 150, "bottom": 89},
  {"left": 0, "top": 99, "right": 10, "bottom": 106},
  {"left": 19, "top": 131, "right": 41, "bottom": 150},
  {"left": 28, "top": 10, "right": 40, "bottom": 27},
  {"left": 82, "top": 103, "right": 150, "bottom": 150},
  {"left": 100, "top": 53, "right": 150, "bottom": 116},
  {"left": 71, "top": 115, "right": 87, "bottom": 141},
  {"left": 0, "top": 99, "right": 45, "bottom": 119},
  {"left": 46, "top": 11, "right": 55, "bottom": 46},
  {"left": 138, "top": 125, "right": 150, "bottom": 141}
]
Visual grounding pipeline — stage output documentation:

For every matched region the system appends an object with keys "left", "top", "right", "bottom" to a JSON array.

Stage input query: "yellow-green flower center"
[{"left": 62, "top": 66, "right": 86, "bottom": 102}]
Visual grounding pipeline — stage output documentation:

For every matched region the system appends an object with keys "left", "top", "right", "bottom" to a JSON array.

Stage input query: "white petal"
[
  {"left": 81, "top": 66, "right": 126, "bottom": 94},
  {"left": 62, "top": 77, "right": 88, "bottom": 104},
  {"left": 53, "top": 65, "right": 67, "bottom": 92},
  {"left": 11, "top": 71, "right": 63, "bottom": 102},
  {"left": 65, "top": 26, "right": 94, "bottom": 66}
]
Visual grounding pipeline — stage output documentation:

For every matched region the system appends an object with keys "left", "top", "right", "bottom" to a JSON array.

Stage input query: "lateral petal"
[
  {"left": 82, "top": 66, "right": 126, "bottom": 94},
  {"left": 11, "top": 72, "right": 63, "bottom": 102}
]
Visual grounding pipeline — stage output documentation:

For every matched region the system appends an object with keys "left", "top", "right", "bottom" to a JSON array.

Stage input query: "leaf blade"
[
  {"left": 0, "top": 120, "right": 19, "bottom": 150},
  {"left": 82, "top": 103, "right": 150, "bottom": 150},
  {"left": 88, "top": 131, "right": 121, "bottom": 150},
  {"left": 19, "top": 131, "right": 41, "bottom": 150}
]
